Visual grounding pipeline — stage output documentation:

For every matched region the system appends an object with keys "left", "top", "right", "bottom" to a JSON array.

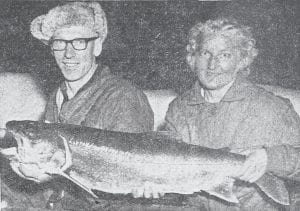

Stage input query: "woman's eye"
[{"left": 221, "top": 53, "right": 231, "bottom": 59}]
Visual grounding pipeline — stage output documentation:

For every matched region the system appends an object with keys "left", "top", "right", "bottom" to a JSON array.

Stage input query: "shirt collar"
[{"left": 187, "top": 75, "right": 255, "bottom": 105}]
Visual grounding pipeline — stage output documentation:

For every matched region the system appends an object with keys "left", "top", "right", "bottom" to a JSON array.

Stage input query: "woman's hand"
[{"left": 236, "top": 148, "right": 268, "bottom": 183}]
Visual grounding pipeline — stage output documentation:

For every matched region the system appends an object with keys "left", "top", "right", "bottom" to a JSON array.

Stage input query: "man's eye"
[
  {"left": 73, "top": 39, "right": 86, "bottom": 45},
  {"left": 52, "top": 40, "right": 65, "bottom": 48}
]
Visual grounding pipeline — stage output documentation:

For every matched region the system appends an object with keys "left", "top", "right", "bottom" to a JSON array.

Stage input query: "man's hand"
[{"left": 236, "top": 148, "right": 268, "bottom": 183}]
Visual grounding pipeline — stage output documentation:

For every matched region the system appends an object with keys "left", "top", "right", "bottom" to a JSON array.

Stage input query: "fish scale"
[{"left": 0, "top": 120, "right": 290, "bottom": 206}]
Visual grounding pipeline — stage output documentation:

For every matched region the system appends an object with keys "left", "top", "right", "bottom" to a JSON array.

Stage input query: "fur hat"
[{"left": 30, "top": 2, "right": 107, "bottom": 44}]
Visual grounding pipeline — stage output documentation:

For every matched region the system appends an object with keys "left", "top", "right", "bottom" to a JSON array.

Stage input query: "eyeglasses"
[{"left": 49, "top": 37, "right": 98, "bottom": 51}]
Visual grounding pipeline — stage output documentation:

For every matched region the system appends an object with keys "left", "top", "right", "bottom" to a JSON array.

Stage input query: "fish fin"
[
  {"left": 60, "top": 171, "right": 98, "bottom": 198},
  {"left": 255, "top": 173, "right": 290, "bottom": 205},
  {"left": 49, "top": 170, "right": 98, "bottom": 199},
  {"left": 57, "top": 134, "right": 72, "bottom": 171},
  {"left": 206, "top": 177, "right": 239, "bottom": 203}
]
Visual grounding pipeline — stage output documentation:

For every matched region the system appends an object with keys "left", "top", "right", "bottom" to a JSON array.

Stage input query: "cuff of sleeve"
[{"left": 265, "top": 145, "right": 287, "bottom": 174}]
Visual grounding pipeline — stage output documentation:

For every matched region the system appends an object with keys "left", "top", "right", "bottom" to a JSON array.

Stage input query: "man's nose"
[
  {"left": 208, "top": 56, "right": 217, "bottom": 70},
  {"left": 64, "top": 43, "right": 75, "bottom": 58}
]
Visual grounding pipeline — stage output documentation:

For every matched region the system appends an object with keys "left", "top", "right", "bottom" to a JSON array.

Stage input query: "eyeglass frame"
[{"left": 48, "top": 37, "right": 99, "bottom": 51}]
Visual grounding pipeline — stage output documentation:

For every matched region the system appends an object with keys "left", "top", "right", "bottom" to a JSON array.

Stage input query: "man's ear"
[
  {"left": 186, "top": 53, "right": 195, "bottom": 71},
  {"left": 237, "top": 56, "right": 247, "bottom": 69},
  {"left": 93, "top": 38, "right": 103, "bottom": 57}
]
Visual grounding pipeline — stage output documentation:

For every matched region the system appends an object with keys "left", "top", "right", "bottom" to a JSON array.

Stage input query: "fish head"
[
  {"left": 1, "top": 120, "right": 69, "bottom": 182},
  {"left": 5, "top": 120, "right": 62, "bottom": 161},
  {"left": 6, "top": 120, "right": 55, "bottom": 140}
]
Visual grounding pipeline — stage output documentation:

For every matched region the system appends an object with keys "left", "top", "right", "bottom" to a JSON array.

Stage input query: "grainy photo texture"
[{"left": 0, "top": 0, "right": 299, "bottom": 210}]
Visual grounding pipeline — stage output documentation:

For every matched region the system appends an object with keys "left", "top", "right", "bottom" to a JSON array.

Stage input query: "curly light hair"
[{"left": 186, "top": 18, "right": 258, "bottom": 74}]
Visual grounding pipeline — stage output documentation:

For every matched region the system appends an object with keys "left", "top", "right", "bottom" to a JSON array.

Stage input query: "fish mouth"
[
  {"left": 1, "top": 127, "right": 42, "bottom": 162},
  {"left": 0, "top": 130, "right": 56, "bottom": 183},
  {"left": 7, "top": 131, "right": 25, "bottom": 149},
  {"left": 1, "top": 131, "right": 27, "bottom": 162},
  {"left": 0, "top": 129, "right": 18, "bottom": 160},
  {"left": 0, "top": 147, "right": 19, "bottom": 161},
  {"left": 0, "top": 131, "right": 26, "bottom": 179}
]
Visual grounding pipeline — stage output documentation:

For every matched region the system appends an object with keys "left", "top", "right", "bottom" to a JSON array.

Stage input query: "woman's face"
[{"left": 190, "top": 34, "right": 244, "bottom": 90}]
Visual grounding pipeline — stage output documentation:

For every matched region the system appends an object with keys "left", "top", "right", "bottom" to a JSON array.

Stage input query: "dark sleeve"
[
  {"left": 165, "top": 102, "right": 179, "bottom": 133},
  {"left": 103, "top": 90, "right": 154, "bottom": 133},
  {"left": 42, "top": 91, "right": 58, "bottom": 123},
  {"left": 164, "top": 100, "right": 193, "bottom": 143},
  {"left": 265, "top": 104, "right": 300, "bottom": 181},
  {"left": 266, "top": 145, "right": 300, "bottom": 182}
]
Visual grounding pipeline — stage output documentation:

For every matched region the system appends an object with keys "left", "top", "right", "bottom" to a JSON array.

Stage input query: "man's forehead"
[{"left": 52, "top": 26, "right": 98, "bottom": 40}]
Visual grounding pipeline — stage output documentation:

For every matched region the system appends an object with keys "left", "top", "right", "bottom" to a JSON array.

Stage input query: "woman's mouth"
[
  {"left": 206, "top": 70, "right": 223, "bottom": 77},
  {"left": 206, "top": 72, "right": 217, "bottom": 77}
]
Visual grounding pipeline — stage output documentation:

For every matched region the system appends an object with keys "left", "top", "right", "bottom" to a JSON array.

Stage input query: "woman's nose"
[{"left": 208, "top": 56, "right": 217, "bottom": 70}]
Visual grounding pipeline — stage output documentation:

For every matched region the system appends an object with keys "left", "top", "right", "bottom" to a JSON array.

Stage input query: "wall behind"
[{"left": 0, "top": 0, "right": 298, "bottom": 95}]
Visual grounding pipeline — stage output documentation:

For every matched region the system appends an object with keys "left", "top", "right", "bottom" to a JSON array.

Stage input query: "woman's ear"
[
  {"left": 237, "top": 56, "right": 248, "bottom": 70},
  {"left": 237, "top": 39, "right": 257, "bottom": 71},
  {"left": 246, "top": 39, "right": 256, "bottom": 50},
  {"left": 93, "top": 38, "right": 103, "bottom": 57}
]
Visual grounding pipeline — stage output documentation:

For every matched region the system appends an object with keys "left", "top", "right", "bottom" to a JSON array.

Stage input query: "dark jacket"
[
  {"left": 165, "top": 76, "right": 300, "bottom": 210},
  {"left": 44, "top": 64, "right": 154, "bottom": 133}
]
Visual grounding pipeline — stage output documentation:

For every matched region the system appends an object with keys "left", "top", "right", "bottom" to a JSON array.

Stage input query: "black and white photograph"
[{"left": 0, "top": 0, "right": 299, "bottom": 210}]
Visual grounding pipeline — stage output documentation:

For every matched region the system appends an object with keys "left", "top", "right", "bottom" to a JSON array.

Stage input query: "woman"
[{"left": 165, "top": 18, "right": 300, "bottom": 210}]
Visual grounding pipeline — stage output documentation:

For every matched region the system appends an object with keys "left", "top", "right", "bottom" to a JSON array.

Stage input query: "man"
[
  {"left": 30, "top": 2, "right": 153, "bottom": 132},
  {"left": 165, "top": 18, "right": 300, "bottom": 210},
  {"left": 5, "top": 2, "right": 153, "bottom": 210}
]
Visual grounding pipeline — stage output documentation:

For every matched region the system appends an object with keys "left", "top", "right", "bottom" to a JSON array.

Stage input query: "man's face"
[
  {"left": 51, "top": 26, "right": 100, "bottom": 82},
  {"left": 190, "top": 34, "right": 243, "bottom": 90}
]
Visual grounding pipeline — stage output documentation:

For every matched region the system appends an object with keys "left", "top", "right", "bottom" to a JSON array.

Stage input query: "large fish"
[{"left": 0, "top": 120, "right": 290, "bottom": 205}]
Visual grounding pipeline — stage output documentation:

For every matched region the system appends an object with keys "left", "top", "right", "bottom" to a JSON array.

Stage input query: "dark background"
[{"left": 0, "top": 0, "right": 299, "bottom": 95}]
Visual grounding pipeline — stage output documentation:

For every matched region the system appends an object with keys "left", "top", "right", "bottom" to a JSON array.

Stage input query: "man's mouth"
[{"left": 63, "top": 62, "right": 79, "bottom": 67}]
